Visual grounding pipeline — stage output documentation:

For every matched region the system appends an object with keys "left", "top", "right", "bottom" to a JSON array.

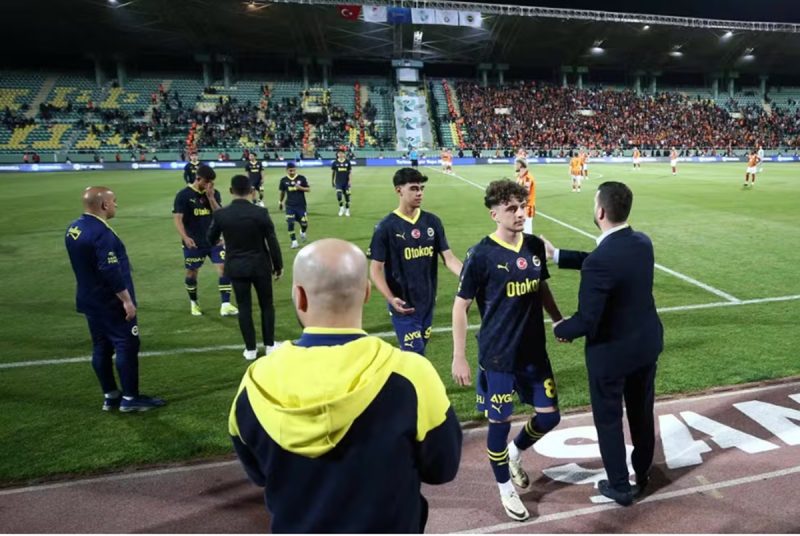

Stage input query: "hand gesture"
[
  {"left": 183, "top": 236, "right": 197, "bottom": 249},
  {"left": 539, "top": 234, "right": 556, "bottom": 260},
  {"left": 273, "top": 268, "right": 283, "bottom": 281},
  {"left": 390, "top": 297, "right": 415, "bottom": 315},
  {"left": 204, "top": 182, "right": 215, "bottom": 198},
  {"left": 451, "top": 354, "right": 472, "bottom": 386}
]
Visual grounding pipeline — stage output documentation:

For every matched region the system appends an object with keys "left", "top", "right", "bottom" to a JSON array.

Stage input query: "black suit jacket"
[
  {"left": 207, "top": 199, "right": 283, "bottom": 279},
  {"left": 553, "top": 227, "right": 663, "bottom": 378}
]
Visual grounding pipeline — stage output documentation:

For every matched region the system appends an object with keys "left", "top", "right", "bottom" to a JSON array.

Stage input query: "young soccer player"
[
  {"left": 368, "top": 168, "right": 462, "bottom": 356},
  {"left": 452, "top": 179, "right": 564, "bottom": 521},
  {"left": 278, "top": 162, "right": 310, "bottom": 248},
  {"left": 331, "top": 150, "right": 352, "bottom": 217}
]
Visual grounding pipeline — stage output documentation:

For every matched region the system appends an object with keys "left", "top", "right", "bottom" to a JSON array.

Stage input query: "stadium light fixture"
[
  {"left": 590, "top": 47, "right": 605, "bottom": 55},
  {"left": 742, "top": 47, "right": 755, "bottom": 61},
  {"left": 669, "top": 46, "right": 683, "bottom": 58},
  {"left": 643, "top": 25, "right": 650, "bottom": 30},
  {"left": 722, "top": 30, "right": 734, "bottom": 40}
]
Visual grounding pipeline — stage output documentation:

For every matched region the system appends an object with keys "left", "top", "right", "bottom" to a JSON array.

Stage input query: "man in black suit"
[
  {"left": 208, "top": 175, "right": 283, "bottom": 361},
  {"left": 545, "top": 181, "right": 663, "bottom": 506}
]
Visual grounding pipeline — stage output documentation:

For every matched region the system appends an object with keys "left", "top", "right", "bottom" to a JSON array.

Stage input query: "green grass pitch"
[{"left": 0, "top": 162, "right": 798, "bottom": 484}]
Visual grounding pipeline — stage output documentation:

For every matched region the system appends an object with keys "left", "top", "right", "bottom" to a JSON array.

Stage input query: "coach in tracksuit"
[
  {"left": 550, "top": 181, "right": 663, "bottom": 506},
  {"left": 229, "top": 239, "right": 462, "bottom": 533},
  {"left": 65, "top": 187, "right": 165, "bottom": 413}
]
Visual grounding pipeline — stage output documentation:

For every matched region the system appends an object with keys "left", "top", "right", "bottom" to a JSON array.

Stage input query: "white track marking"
[
  {"left": 2, "top": 294, "right": 798, "bottom": 370},
  {"left": 428, "top": 167, "right": 741, "bottom": 303},
  {"left": 2, "top": 381, "right": 798, "bottom": 500},
  {"left": 458, "top": 464, "right": 800, "bottom": 534}
]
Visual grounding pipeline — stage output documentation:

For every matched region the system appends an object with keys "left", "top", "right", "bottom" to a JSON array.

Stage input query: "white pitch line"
[
  {"left": 428, "top": 167, "right": 741, "bottom": 303},
  {"left": 459, "top": 464, "right": 800, "bottom": 534},
  {"left": 3, "top": 380, "right": 797, "bottom": 498},
  {"left": 2, "top": 294, "right": 799, "bottom": 370}
]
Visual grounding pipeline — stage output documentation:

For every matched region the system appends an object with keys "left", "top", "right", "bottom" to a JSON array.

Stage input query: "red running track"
[{"left": 1, "top": 379, "right": 799, "bottom": 533}]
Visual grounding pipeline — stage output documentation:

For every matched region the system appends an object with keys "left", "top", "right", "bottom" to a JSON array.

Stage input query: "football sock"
[
  {"left": 514, "top": 411, "right": 561, "bottom": 451},
  {"left": 218, "top": 276, "right": 232, "bottom": 303},
  {"left": 185, "top": 277, "right": 198, "bottom": 301},
  {"left": 487, "top": 421, "right": 511, "bottom": 483}
]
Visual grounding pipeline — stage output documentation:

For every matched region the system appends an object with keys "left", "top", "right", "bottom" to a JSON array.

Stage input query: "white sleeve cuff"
[{"left": 553, "top": 248, "right": 560, "bottom": 265}]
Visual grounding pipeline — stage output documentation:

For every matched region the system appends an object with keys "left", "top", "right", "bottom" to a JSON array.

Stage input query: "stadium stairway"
[{"left": 25, "top": 75, "right": 58, "bottom": 119}]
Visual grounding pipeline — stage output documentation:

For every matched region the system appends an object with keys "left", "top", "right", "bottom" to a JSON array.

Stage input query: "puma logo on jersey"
[
  {"left": 395, "top": 233, "right": 406, "bottom": 240},
  {"left": 497, "top": 263, "right": 510, "bottom": 272}
]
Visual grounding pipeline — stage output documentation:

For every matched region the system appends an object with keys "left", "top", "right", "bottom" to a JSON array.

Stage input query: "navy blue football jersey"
[
  {"left": 279, "top": 175, "right": 309, "bottom": 210},
  {"left": 331, "top": 159, "right": 352, "bottom": 186},
  {"left": 172, "top": 185, "right": 222, "bottom": 248},
  {"left": 368, "top": 209, "right": 450, "bottom": 312},
  {"left": 457, "top": 233, "right": 551, "bottom": 372}
]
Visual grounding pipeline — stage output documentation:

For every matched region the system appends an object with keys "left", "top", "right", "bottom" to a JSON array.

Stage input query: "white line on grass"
[
  {"left": 2, "top": 382, "right": 797, "bottom": 500},
  {"left": 457, "top": 464, "right": 800, "bottom": 534},
  {"left": 428, "top": 167, "right": 741, "bottom": 303},
  {"left": 2, "top": 294, "right": 798, "bottom": 370}
]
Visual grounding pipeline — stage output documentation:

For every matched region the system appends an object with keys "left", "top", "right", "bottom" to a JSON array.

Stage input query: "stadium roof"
[{"left": 6, "top": 0, "right": 800, "bottom": 77}]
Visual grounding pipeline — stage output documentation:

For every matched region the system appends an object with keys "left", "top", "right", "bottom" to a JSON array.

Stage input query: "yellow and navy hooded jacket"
[{"left": 229, "top": 328, "right": 462, "bottom": 533}]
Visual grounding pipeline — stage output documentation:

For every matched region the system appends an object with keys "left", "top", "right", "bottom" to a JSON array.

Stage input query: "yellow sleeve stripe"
[
  {"left": 227, "top": 366, "right": 252, "bottom": 441},
  {"left": 392, "top": 350, "right": 452, "bottom": 442}
]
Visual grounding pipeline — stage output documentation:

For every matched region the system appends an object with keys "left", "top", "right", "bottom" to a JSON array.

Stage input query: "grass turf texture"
[{"left": 1, "top": 162, "right": 798, "bottom": 484}]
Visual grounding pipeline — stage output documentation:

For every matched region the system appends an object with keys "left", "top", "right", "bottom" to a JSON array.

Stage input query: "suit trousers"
[
  {"left": 231, "top": 274, "right": 275, "bottom": 350},
  {"left": 588, "top": 362, "right": 657, "bottom": 491}
]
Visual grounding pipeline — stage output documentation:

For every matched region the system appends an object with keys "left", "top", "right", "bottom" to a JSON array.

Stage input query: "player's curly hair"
[{"left": 484, "top": 179, "right": 528, "bottom": 208}]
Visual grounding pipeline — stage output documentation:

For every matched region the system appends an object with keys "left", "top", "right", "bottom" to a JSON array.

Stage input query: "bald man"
[
  {"left": 65, "top": 187, "right": 165, "bottom": 413},
  {"left": 229, "top": 239, "right": 462, "bottom": 533}
]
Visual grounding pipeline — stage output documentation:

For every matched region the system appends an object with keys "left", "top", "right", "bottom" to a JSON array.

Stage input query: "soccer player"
[
  {"left": 745, "top": 150, "right": 760, "bottom": 188},
  {"left": 65, "top": 187, "right": 165, "bottom": 412},
  {"left": 452, "top": 179, "right": 564, "bottom": 522},
  {"left": 331, "top": 150, "right": 352, "bottom": 217},
  {"left": 670, "top": 147, "right": 679, "bottom": 176},
  {"left": 757, "top": 144, "right": 765, "bottom": 173},
  {"left": 278, "top": 161, "right": 310, "bottom": 248},
  {"left": 632, "top": 147, "right": 641, "bottom": 169},
  {"left": 570, "top": 154, "right": 583, "bottom": 192},
  {"left": 441, "top": 148, "right": 453, "bottom": 174},
  {"left": 173, "top": 165, "right": 238, "bottom": 317},
  {"left": 580, "top": 149, "right": 589, "bottom": 180},
  {"left": 368, "top": 168, "right": 462, "bottom": 356},
  {"left": 246, "top": 152, "right": 265, "bottom": 207},
  {"left": 183, "top": 152, "right": 201, "bottom": 184},
  {"left": 515, "top": 159, "right": 536, "bottom": 234}
]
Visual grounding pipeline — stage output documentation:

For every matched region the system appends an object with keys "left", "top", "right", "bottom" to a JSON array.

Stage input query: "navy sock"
[
  {"left": 185, "top": 277, "right": 197, "bottom": 302},
  {"left": 514, "top": 411, "right": 561, "bottom": 451},
  {"left": 218, "top": 276, "right": 232, "bottom": 303},
  {"left": 487, "top": 421, "right": 512, "bottom": 483}
]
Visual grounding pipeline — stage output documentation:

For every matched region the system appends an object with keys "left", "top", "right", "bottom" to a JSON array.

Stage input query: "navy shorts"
[
  {"left": 476, "top": 362, "right": 558, "bottom": 421},
  {"left": 250, "top": 177, "right": 263, "bottom": 190},
  {"left": 390, "top": 303, "right": 434, "bottom": 356},
  {"left": 285, "top": 208, "right": 308, "bottom": 225},
  {"left": 334, "top": 182, "right": 351, "bottom": 193},
  {"left": 183, "top": 244, "right": 225, "bottom": 270}
]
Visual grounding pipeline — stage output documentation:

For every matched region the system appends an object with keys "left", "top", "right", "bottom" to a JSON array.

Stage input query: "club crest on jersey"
[
  {"left": 516, "top": 257, "right": 528, "bottom": 270},
  {"left": 427, "top": 227, "right": 435, "bottom": 237},
  {"left": 532, "top": 255, "right": 541, "bottom": 267},
  {"left": 411, "top": 228, "right": 421, "bottom": 239}
]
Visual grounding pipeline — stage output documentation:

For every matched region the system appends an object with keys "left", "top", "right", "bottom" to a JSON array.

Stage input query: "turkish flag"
[{"left": 338, "top": 5, "right": 361, "bottom": 20}]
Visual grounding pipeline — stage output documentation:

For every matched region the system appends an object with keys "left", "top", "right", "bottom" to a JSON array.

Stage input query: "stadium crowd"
[{"left": 456, "top": 80, "right": 800, "bottom": 152}]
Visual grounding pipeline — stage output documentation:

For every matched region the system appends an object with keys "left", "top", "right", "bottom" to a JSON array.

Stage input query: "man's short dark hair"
[
  {"left": 230, "top": 174, "right": 252, "bottom": 196},
  {"left": 597, "top": 181, "right": 633, "bottom": 223},
  {"left": 393, "top": 167, "right": 428, "bottom": 187},
  {"left": 196, "top": 165, "right": 216, "bottom": 181},
  {"left": 484, "top": 179, "right": 528, "bottom": 208},
  {"left": 515, "top": 158, "right": 527, "bottom": 169},
  {"left": 286, "top": 161, "right": 297, "bottom": 169}
]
